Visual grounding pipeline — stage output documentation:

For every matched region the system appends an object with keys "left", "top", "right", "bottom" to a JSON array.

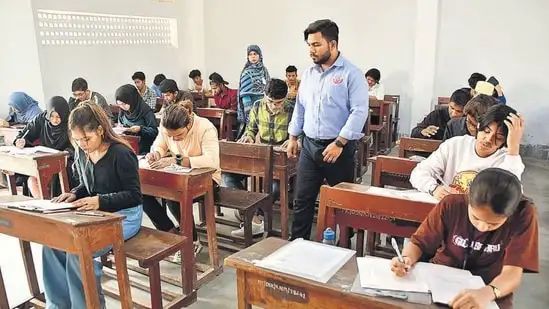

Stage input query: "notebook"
[
  {"left": 1, "top": 199, "right": 77, "bottom": 213},
  {"left": 255, "top": 238, "right": 355, "bottom": 283},
  {"left": 356, "top": 256, "right": 499, "bottom": 308}
]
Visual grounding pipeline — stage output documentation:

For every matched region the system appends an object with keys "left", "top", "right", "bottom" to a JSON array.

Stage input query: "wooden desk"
[
  {"left": 195, "top": 108, "right": 237, "bottom": 141},
  {"left": 0, "top": 127, "right": 23, "bottom": 146},
  {"left": 0, "top": 151, "right": 70, "bottom": 199},
  {"left": 369, "top": 155, "right": 418, "bottom": 189},
  {"left": 272, "top": 147, "right": 298, "bottom": 239},
  {"left": 119, "top": 134, "right": 140, "bottom": 154},
  {"left": 138, "top": 165, "right": 221, "bottom": 288},
  {"left": 225, "top": 237, "right": 433, "bottom": 309},
  {"left": 398, "top": 137, "right": 442, "bottom": 158},
  {"left": 0, "top": 195, "right": 132, "bottom": 309}
]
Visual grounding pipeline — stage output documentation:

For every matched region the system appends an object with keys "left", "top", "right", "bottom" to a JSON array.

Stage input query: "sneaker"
[
  {"left": 171, "top": 250, "right": 181, "bottom": 263},
  {"left": 193, "top": 240, "right": 203, "bottom": 256},
  {"left": 230, "top": 221, "right": 264, "bottom": 238},
  {"left": 233, "top": 209, "right": 244, "bottom": 222}
]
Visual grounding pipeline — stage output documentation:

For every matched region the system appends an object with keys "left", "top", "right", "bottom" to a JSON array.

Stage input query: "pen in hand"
[{"left": 391, "top": 237, "right": 404, "bottom": 263}]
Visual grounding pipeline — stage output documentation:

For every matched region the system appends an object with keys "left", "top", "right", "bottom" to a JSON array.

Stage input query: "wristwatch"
[
  {"left": 488, "top": 284, "right": 501, "bottom": 299},
  {"left": 334, "top": 139, "right": 345, "bottom": 148},
  {"left": 175, "top": 154, "right": 183, "bottom": 166}
]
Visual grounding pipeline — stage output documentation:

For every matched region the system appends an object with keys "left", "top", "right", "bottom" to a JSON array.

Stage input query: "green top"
[{"left": 244, "top": 98, "right": 294, "bottom": 145}]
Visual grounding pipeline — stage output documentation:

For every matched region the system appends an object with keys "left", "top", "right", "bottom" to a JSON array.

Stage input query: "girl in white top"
[
  {"left": 365, "top": 68, "right": 385, "bottom": 100},
  {"left": 410, "top": 104, "right": 525, "bottom": 200}
]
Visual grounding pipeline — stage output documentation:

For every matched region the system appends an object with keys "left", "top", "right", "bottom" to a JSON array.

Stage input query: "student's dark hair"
[
  {"left": 468, "top": 72, "right": 486, "bottom": 89},
  {"left": 304, "top": 19, "right": 339, "bottom": 44},
  {"left": 450, "top": 88, "right": 472, "bottom": 107},
  {"left": 188, "top": 69, "right": 201, "bottom": 79},
  {"left": 365, "top": 68, "right": 381, "bottom": 82},
  {"left": 265, "top": 79, "right": 288, "bottom": 100},
  {"left": 468, "top": 168, "right": 522, "bottom": 216},
  {"left": 153, "top": 74, "right": 166, "bottom": 86},
  {"left": 68, "top": 101, "right": 131, "bottom": 150},
  {"left": 131, "top": 71, "right": 146, "bottom": 81},
  {"left": 71, "top": 78, "right": 88, "bottom": 92},
  {"left": 286, "top": 65, "right": 298, "bottom": 73},
  {"left": 463, "top": 94, "right": 497, "bottom": 118},
  {"left": 161, "top": 102, "right": 192, "bottom": 131},
  {"left": 477, "top": 104, "right": 517, "bottom": 148}
]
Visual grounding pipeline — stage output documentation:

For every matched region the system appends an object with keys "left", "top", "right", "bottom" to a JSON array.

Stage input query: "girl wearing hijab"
[
  {"left": 115, "top": 84, "right": 159, "bottom": 154},
  {"left": 49, "top": 102, "right": 142, "bottom": 308},
  {"left": 237, "top": 44, "right": 270, "bottom": 137},
  {"left": 13, "top": 96, "right": 76, "bottom": 197},
  {"left": 2, "top": 92, "right": 43, "bottom": 127}
]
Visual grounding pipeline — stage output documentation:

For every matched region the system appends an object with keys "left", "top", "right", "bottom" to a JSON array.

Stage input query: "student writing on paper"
[
  {"left": 142, "top": 101, "right": 221, "bottom": 262},
  {"left": 410, "top": 104, "right": 525, "bottom": 200},
  {"left": 13, "top": 96, "right": 77, "bottom": 197},
  {"left": 115, "top": 84, "right": 159, "bottom": 154},
  {"left": 0, "top": 92, "right": 43, "bottom": 127},
  {"left": 47, "top": 102, "right": 143, "bottom": 308},
  {"left": 391, "top": 168, "right": 538, "bottom": 309}
]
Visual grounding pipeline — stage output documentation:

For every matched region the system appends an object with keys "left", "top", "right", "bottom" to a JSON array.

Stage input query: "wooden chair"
[
  {"left": 398, "top": 137, "right": 442, "bottom": 158},
  {"left": 384, "top": 94, "right": 401, "bottom": 144},
  {"left": 104, "top": 227, "right": 194, "bottom": 308},
  {"left": 195, "top": 108, "right": 237, "bottom": 141},
  {"left": 211, "top": 141, "right": 274, "bottom": 247},
  {"left": 438, "top": 96, "right": 450, "bottom": 105},
  {"left": 368, "top": 99, "right": 388, "bottom": 156},
  {"left": 119, "top": 134, "right": 140, "bottom": 154}
]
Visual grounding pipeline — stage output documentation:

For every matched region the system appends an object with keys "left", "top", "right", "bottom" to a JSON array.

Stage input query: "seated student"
[
  {"left": 285, "top": 65, "right": 300, "bottom": 106},
  {"left": 410, "top": 104, "right": 525, "bottom": 200},
  {"left": 132, "top": 71, "right": 157, "bottom": 110},
  {"left": 151, "top": 73, "right": 166, "bottom": 98},
  {"left": 115, "top": 84, "right": 159, "bottom": 154},
  {"left": 223, "top": 79, "right": 294, "bottom": 237},
  {"left": 209, "top": 72, "right": 237, "bottom": 110},
  {"left": 444, "top": 94, "right": 497, "bottom": 140},
  {"left": 468, "top": 72, "right": 487, "bottom": 97},
  {"left": 365, "top": 68, "right": 385, "bottom": 100},
  {"left": 48, "top": 102, "right": 142, "bottom": 308},
  {"left": 411, "top": 88, "right": 471, "bottom": 140},
  {"left": 188, "top": 69, "right": 209, "bottom": 94},
  {"left": 68, "top": 77, "right": 113, "bottom": 121},
  {"left": 0, "top": 92, "right": 43, "bottom": 127},
  {"left": 158, "top": 78, "right": 194, "bottom": 106},
  {"left": 13, "top": 96, "right": 76, "bottom": 197},
  {"left": 143, "top": 101, "right": 220, "bottom": 261},
  {"left": 392, "top": 168, "right": 538, "bottom": 309}
]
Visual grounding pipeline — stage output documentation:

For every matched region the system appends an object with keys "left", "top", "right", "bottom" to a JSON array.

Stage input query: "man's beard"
[{"left": 311, "top": 50, "right": 331, "bottom": 65}]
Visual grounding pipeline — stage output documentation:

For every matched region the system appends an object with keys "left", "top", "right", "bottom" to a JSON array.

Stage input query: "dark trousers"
[{"left": 291, "top": 136, "right": 356, "bottom": 240}]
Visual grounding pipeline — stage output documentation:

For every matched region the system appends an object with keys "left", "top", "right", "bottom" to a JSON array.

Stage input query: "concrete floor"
[{"left": 1, "top": 157, "right": 548, "bottom": 308}]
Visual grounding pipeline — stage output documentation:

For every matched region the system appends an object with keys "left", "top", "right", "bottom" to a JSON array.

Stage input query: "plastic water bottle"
[{"left": 322, "top": 227, "right": 336, "bottom": 245}]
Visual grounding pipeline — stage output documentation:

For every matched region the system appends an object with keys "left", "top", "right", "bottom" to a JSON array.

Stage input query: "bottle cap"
[{"left": 323, "top": 227, "right": 335, "bottom": 240}]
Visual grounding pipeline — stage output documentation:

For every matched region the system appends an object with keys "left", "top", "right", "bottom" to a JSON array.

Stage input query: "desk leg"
[
  {"left": 236, "top": 269, "right": 251, "bottom": 309},
  {"left": 58, "top": 169, "right": 70, "bottom": 194},
  {"left": 20, "top": 240, "right": 41, "bottom": 298},
  {"left": 179, "top": 192, "right": 196, "bottom": 293},
  {"left": 36, "top": 171, "right": 54, "bottom": 199},
  {"left": 279, "top": 173, "right": 289, "bottom": 240},
  {"left": 112, "top": 224, "right": 133, "bottom": 309},
  {"left": 76, "top": 240, "right": 101, "bottom": 309},
  {"left": 0, "top": 267, "right": 8, "bottom": 309},
  {"left": 6, "top": 174, "right": 17, "bottom": 195},
  {"left": 204, "top": 183, "right": 220, "bottom": 270}
]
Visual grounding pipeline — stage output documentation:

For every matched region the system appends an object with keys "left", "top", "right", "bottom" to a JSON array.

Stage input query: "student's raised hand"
[
  {"left": 432, "top": 185, "right": 460, "bottom": 200},
  {"left": 504, "top": 113, "right": 524, "bottom": 156},
  {"left": 286, "top": 138, "right": 299, "bottom": 159},
  {"left": 146, "top": 151, "right": 161, "bottom": 164},
  {"left": 450, "top": 287, "right": 494, "bottom": 309},
  {"left": 238, "top": 135, "right": 254, "bottom": 144},
  {"left": 390, "top": 256, "right": 412, "bottom": 277},
  {"left": 421, "top": 125, "right": 439, "bottom": 138},
  {"left": 15, "top": 138, "right": 26, "bottom": 149},
  {"left": 52, "top": 192, "right": 77, "bottom": 203},
  {"left": 73, "top": 196, "right": 100, "bottom": 210},
  {"left": 149, "top": 157, "right": 175, "bottom": 170}
]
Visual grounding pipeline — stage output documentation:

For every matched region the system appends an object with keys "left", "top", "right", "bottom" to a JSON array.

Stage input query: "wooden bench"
[
  {"left": 195, "top": 108, "right": 237, "bottom": 141},
  {"left": 210, "top": 141, "right": 274, "bottom": 248},
  {"left": 398, "top": 137, "right": 442, "bottom": 158},
  {"left": 384, "top": 94, "right": 401, "bottom": 144},
  {"left": 103, "top": 226, "right": 195, "bottom": 308}
]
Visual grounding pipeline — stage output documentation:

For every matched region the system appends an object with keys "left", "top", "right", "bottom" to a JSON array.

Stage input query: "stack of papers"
[
  {"left": 138, "top": 159, "right": 193, "bottom": 173},
  {"left": 255, "top": 238, "right": 355, "bottom": 283},
  {"left": 355, "top": 256, "right": 499, "bottom": 308},
  {"left": 1, "top": 199, "right": 77, "bottom": 213},
  {"left": 0, "top": 146, "right": 60, "bottom": 155},
  {"left": 365, "top": 187, "right": 439, "bottom": 204}
]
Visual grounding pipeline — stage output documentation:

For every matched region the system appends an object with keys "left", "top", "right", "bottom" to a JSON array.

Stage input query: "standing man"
[
  {"left": 132, "top": 71, "right": 157, "bottom": 110},
  {"left": 287, "top": 19, "right": 368, "bottom": 240}
]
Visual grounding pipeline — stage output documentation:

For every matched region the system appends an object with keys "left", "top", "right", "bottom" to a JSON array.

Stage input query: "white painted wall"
[
  {"left": 203, "top": 0, "right": 418, "bottom": 133},
  {"left": 435, "top": 0, "right": 549, "bottom": 145},
  {"left": 0, "top": 0, "right": 45, "bottom": 116}
]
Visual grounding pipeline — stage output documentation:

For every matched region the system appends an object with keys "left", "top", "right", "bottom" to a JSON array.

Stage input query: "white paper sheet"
[
  {"left": 0, "top": 145, "right": 59, "bottom": 155},
  {"left": 357, "top": 256, "right": 430, "bottom": 293},
  {"left": 365, "top": 187, "right": 439, "bottom": 204},
  {"left": 0, "top": 199, "right": 76, "bottom": 213},
  {"left": 255, "top": 238, "right": 355, "bottom": 283}
]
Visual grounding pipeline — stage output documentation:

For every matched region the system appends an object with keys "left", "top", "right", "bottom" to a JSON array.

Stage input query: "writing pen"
[
  {"left": 391, "top": 237, "right": 404, "bottom": 263},
  {"left": 434, "top": 174, "right": 452, "bottom": 190}
]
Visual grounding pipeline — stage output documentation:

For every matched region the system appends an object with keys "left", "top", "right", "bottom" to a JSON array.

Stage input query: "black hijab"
[
  {"left": 44, "top": 96, "right": 70, "bottom": 150},
  {"left": 116, "top": 84, "right": 152, "bottom": 126}
]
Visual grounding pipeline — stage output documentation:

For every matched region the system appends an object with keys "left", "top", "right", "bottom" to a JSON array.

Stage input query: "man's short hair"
[
  {"left": 477, "top": 104, "right": 517, "bottom": 148},
  {"left": 159, "top": 79, "right": 179, "bottom": 93},
  {"left": 71, "top": 77, "right": 88, "bottom": 92},
  {"left": 468, "top": 72, "right": 487, "bottom": 89},
  {"left": 132, "top": 71, "right": 146, "bottom": 81},
  {"left": 188, "top": 69, "right": 201, "bottom": 79},
  {"left": 304, "top": 19, "right": 339, "bottom": 44},
  {"left": 265, "top": 79, "right": 288, "bottom": 100},
  {"left": 450, "top": 88, "right": 472, "bottom": 107},
  {"left": 365, "top": 68, "right": 381, "bottom": 82},
  {"left": 153, "top": 74, "right": 166, "bottom": 86},
  {"left": 464, "top": 94, "right": 498, "bottom": 118},
  {"left": 286, "top": 65, "right": 298, "bottom": 73}
]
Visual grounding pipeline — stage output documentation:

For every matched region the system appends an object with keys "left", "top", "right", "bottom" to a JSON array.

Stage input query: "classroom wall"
[
  {"left": 0, "top": 0, "right": 45, "bottom": 115},
  {"left": 27, "top": 0, "right": 194, "bottom": 106},
  {"left": 435, "top": 0, "right": 549, "bottom": 146},
  {"left": 202, "top": 0, "right": 418, "bottom": 135}
]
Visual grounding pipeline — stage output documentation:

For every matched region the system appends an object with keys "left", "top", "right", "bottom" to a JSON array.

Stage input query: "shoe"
[
  {"left": 172, "top": 250, "right": 181, "bottom": 263},
  {"left": 231, "top": 221, "right": 264, "bottom": 238},
  {"left": 194, "top": 240, "right": 203, "bottom": 256},
  {"left": 234, "top": 209, "right": 244, "bottom": 222}
]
